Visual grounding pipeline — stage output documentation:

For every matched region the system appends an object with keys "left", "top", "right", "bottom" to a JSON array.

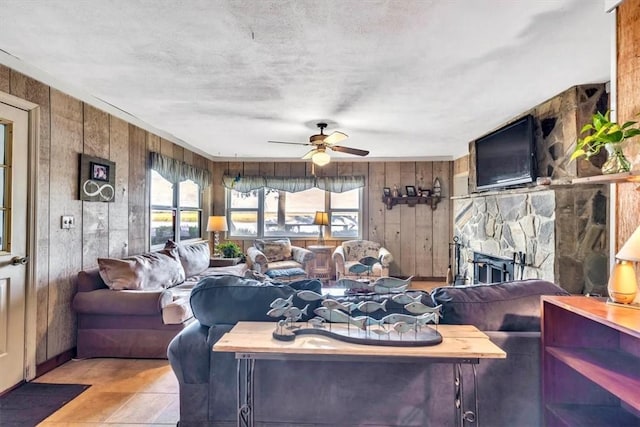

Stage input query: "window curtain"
[
  {"left": 150, "top": 152, "right": 211, "bottom": 187},
  {"left": 222, "top": 174, "right": 365, "bottom": 193}
]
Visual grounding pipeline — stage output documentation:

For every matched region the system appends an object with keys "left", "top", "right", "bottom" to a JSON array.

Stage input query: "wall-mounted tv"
[{"left": 475, "top": 115, "right": 537, "bottom": 191}]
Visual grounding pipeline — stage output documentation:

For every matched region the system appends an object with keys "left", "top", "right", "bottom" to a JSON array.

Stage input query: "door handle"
[{"left": 10, "top": 256, "right": 28, "bottom": 266}]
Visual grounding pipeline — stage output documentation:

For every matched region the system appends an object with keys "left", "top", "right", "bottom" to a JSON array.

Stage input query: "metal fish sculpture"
[
  {"left": 283, "top": 304, "right": 309, "bottom": 322},
  {"left": 353, "top": 315, "right": 385, "bottom": 327},
  {"left": 308, "top": 316, "right": 326, "bottom": 328},
  {"left": 313, "top": 307, "right": 367, "bottom": 330},
  {"left": 322, "top": 299, "right": 355, "bottom": 313},
  {"left": 393, "top": 321, "right": 413, "bottom": 338},
  {"left": 391, "top": 292, "right": 424, "bottom": 305},
  {"left": 296, "top": 290, "right": 326, "bottom": 302},
  {"left": 270, "top": 295, "right": 294, "bottom": 309},
  {"left": 373, "top": 284, "right": 408, "bottom": 294},
  {"left": 381, "top": 313, "right": 421, "bottom": 325},
  {"left": 416, "top": 312, "right": 440, "bottom": 326},
  {"left": 266, "top": 307, "right": 288, "bottom": 318},
  {"left": 355, "top": 299, "right": 388, "bottom": 313},
  {"left": 370, "top": 328, "right": 391, "bottom": 338},
  {"left": 370, "top": 276, "right": 414, "bottom": 290},
  {"left": 348, "top": 263, "right": 372, "bottom": 275},
  {"left": 404, "top": 302, "right": 443, "bottom": 315},
  {"left": 336, "top": 278, "right": 367, "bottom": 289}
]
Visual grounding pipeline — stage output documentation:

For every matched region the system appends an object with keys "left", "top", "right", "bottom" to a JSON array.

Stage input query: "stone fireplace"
[{"left": 453, "top": 185, "right": 608, "bottom": 294}]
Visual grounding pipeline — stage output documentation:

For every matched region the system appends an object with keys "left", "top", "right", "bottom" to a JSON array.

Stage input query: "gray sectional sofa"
[{"left": 168, "top": 277, "right": 568, "bottom": 427}]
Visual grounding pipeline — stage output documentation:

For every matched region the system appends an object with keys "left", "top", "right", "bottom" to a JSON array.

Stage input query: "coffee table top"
[{"left": 213, "top": 322, "right": 506, "bottom": 360}]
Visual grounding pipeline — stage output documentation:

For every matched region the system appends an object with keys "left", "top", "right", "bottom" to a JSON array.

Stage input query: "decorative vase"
[
  {"left": 607, "top": 260, "right": 637, "bottom": 304},
  {"left": 601, "top": 143, "right": 631, "bottom": 174}
]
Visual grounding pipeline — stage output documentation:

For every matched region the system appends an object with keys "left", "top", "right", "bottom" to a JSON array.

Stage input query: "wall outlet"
[{"left": 61, "top": 215, "right": 75, "bottom": 229}]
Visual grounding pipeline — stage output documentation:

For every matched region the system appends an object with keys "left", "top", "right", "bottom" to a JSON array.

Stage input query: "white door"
[{"left": 0, "top": 101, "right": 29, "bottom": 393}]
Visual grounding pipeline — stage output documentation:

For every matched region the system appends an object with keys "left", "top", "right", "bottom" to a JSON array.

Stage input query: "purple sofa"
[{"left": 168, "top": 278, "right": 568, "bottom": 426}]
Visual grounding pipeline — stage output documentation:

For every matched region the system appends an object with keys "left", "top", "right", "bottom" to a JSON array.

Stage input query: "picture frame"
[
  {"left": 383, "top": 187, "right": 391, "bottom": 197},
  {"left": 90, "top": 162, "right": 110, "bottom": 182},
  {"left": 405, "top": 185, "right": 417, "bottom": 197}
]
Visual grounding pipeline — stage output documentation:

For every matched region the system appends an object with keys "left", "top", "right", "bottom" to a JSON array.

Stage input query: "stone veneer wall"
[{"left": 454, "top": 185, "right": 608, "bottom": 294}]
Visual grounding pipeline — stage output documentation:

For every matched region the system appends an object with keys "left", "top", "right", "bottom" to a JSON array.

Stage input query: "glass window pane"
[
  {"left": 230, "top": 211, "right": 257, "bottom": 236},
  {"left": 331, "top": 212, "right": 359, "bottom": 238},
  {"left": 179, "top": 180, "right": 200, "bottom": 208},
  {"left": 265, "top": 188, "right": 323, "bottom": 237},
  {"left": 230, "top": 190, "right": 259, "bottom": 208},
  {"left": 331, "top": 188, "right": 359, "bottom": 209},
  {"left": 151, "top": 209, "right": 175, "bottom": 246},
  {"left": 151, "top": 170, "right": 174, "bottom": 206},
  {"left": 179, "top": 210, "right": 201, "bottom": 240},
  {"left": 0, "top": 168, "right": 4, "bottom": 207}
]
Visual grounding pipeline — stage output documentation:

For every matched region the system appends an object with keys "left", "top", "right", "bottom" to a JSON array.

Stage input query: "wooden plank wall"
[
  {"left": 0, "top": 66, "right": 210, "bottom": 364},
  {"left": 616, "top": 0, "right": 640, "bottom": 253},
  {"left": 211, "top": 160, "right": 453, "bottom": 279}
]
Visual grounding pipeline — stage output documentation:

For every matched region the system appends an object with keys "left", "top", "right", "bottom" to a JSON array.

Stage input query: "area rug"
[{"left": 0, "top": 382, "right": 90, "bottom": 426}]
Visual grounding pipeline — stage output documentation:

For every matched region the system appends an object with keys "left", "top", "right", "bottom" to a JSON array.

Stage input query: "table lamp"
[
  {"left": 206, "top": 216, "right": 228, "bottom": 256},
  {"left": 313, "top": 211, "right": 329, "bottom": 245},
  {"left": 607, "top": 225, "right": 640, "bottom": 304}
]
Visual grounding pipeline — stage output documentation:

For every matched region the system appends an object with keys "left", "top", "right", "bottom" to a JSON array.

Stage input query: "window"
[
  {"left": 227, "top": 187, "right": 361, "bottom": 239},
  {"left": 150, "top": 170, "right": 202, "bottom": 247}
]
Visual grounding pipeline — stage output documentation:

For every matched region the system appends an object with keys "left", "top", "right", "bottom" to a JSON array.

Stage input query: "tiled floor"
[{"left": 34, "top": 358, "right": 179, "bottom": 426}]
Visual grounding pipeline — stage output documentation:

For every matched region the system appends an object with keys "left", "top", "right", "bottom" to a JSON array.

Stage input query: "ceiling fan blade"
[
  {"left": 323, "top": 131, "right": 348, "bottom": 145},
  {"left": 329, "top": 145, "right": 369, "bottom": 156},
  {"left": 302, "top": 149, "right": 318, "bottom": 160},
  {"left": 268, "top": 140, "right": 311, "bottom": 146}
]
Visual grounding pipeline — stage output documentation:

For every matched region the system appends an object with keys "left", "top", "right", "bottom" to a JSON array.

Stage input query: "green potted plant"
[
  {"left": 571, "top": 110, "right": 640, "bottom": 174},
  {"left": 217, "top": 241, "right": 243, "bottom": 259}
]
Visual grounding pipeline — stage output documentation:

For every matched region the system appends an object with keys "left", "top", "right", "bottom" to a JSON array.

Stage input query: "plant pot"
[{"left": 601, "top": 143, "right": 631, "bottom": 174}]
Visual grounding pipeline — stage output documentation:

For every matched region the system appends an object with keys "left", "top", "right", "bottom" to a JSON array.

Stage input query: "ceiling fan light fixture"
[{"left": 311, "top": 151, "right": 330, "bottom": 166}]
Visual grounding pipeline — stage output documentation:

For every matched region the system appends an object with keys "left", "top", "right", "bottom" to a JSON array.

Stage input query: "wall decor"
[
  {"left": 405, "top": 185, "right": 417, "bottom": 197},
  {"left": 79, "top": 154, "right": 116, "bottom": 202}
]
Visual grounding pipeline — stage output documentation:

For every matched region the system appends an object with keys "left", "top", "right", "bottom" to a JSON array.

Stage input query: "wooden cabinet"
[
  {"left": 542, "top": 296, "right": 640, "bottom": 426},
  {"left": 308, "top": 245, "right": 334, "bottom": 282}
]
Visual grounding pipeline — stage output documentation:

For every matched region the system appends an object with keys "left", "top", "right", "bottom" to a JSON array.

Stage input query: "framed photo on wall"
[
  {"left": 383, "top": 187, "right": 391, "bottom": 197},
  {"left": 405, "top": 185, "right": 417, "bottom": 197},
  {"left": 79, "top": 154, "right": 116, "bottom": 202}
]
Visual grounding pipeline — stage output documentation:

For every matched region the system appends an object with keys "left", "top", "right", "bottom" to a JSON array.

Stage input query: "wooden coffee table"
[{"left": 213, "top": 321, "right": 506, "bottom": 427}]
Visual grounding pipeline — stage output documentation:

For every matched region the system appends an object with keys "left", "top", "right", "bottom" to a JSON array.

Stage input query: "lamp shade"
[
  {"left": 616, "top": 225, "right": 640, "bottom": 261},
  {"left": 311, "top": 151, "right": 330, "bottom": 166},
  {"left": 206, "top": 216, "right": 228, "bottom": 232},
  {"left": 313, "top": 211, "right": 329, "bottom": 226}
]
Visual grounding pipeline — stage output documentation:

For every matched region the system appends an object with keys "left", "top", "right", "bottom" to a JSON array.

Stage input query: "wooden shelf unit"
[
  {"left": 542, "top": 296, "right": 640, "bottom": 426},
  {"left": 382, "top": 195, "right": 441, "bottom": 210}
]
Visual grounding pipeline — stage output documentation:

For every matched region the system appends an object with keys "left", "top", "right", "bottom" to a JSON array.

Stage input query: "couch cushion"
[
  {"left": 255, "top": 238, "right": 292, "bottom": 262},
  {"left": 162, "top": 296, "right": 194, "bottom": 324},
  {"left": 342, "top": 240, "right": 381, "bottom": 261},
  {"left": 190, "top": 275, "right": 321, "bottom": 327},
  {"left": 431, "top": 279, "right": 569, "bottom": 331},
  {"left": 165, "top": 240, "right": 210, "bottom": 278},
  {"left": 98, "top": 250, "right": 185, "bottom": 290}
]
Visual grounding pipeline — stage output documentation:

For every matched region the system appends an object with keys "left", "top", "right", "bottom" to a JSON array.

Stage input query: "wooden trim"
[{"left": 35, "top": 348, "right": 75, "bottom": 378}]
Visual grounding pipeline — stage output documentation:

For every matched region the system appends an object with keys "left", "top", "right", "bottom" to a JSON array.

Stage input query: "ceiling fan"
[{"left": 268, "top": 122, "right": 369, "bottom": 166}]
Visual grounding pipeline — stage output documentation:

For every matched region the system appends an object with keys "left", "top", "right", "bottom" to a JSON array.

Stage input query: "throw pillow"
[
  {"left": 254, "top": 238, "right": 292, "bottom": 262},
  {"left": 98, "top": 249, "right": 185, "bottom": 290},
  {"left": 165, "top": 239, "right": 210, "bottom": 278}
]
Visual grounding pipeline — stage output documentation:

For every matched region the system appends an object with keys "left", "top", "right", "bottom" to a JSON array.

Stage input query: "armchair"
[
  {"left": 333, "top": 239, "right": 393, "bottom": 280},
  {"left": 246, "top": 238, "right": 315, "bottom": 282}
]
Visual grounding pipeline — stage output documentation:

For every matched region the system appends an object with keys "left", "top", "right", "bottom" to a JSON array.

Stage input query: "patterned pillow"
[
  {"left": 255, "top": 238, "right": 292, "bottom": 262},
  {"left": 98, "top": 249, "right": 185, "bottom": 290}
]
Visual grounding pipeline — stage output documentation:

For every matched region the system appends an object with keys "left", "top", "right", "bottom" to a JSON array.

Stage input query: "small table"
[
  {"left": 209, "top": 257, "right": 241, "bottom": 267},
  {"left": 213, "top": 321, "right": 506, "bottom": 427},
  {"left": 307, "top": 245, "right": 334, "bottom": 282}
]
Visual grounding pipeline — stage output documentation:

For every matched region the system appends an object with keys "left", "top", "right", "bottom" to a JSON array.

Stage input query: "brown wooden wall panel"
[
  {"left": 147, "top": 133, "right": 161, "bottom": 153},
  {"left": 109, "top": 116, "right": 130, "bottom": 258},
  {"left": 128, "top": 125, "right": 147, "bottom": 254},
  {"left": 432, "top": 161, "right": 453, "bottom": 276},
  {"left": 415, "top": 162, "right": 434, "bottom": 277},
  {"left": 399, "top": 163, "right": 417, "bottom": 275},
  {"left": 0, "top": 64, "right": 9, "bottom": 92},
  {"left": 47, "top": 89, "right": 84, "bottom": 359},
  {"left": 353, "top": 162, "right": 370, "bottom": 239},
  {"left": 616, "top": 0, "right": 640, "bottom": 253},
  {"left": 383, "top": 162, "right": 402, "bottom": 275},
  {"left": 454, "top": 155, "right": 469, "bottom": 175},
  {"left": 368, "top": 162, "right": 386, "bottom": 245},
  {"left": 82, "top": 105, "right": 110, "bottom": 269}
]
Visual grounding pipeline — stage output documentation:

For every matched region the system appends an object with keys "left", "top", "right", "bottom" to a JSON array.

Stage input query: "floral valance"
[
  {"left": 222, "top": 175, "right": 365, "bottom": 193},
  {"left": 150, "top": 152, "right": 211, "bottom": 187}
]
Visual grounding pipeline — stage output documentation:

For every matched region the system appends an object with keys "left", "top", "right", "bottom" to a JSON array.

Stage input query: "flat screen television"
[{"left": 475, "top": 115, "right": 536, "bottom": 191}]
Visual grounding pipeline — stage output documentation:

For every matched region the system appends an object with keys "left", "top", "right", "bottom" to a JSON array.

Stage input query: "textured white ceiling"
[{"left": 0, "top": 0, "right": 611, "bottom": 161}]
